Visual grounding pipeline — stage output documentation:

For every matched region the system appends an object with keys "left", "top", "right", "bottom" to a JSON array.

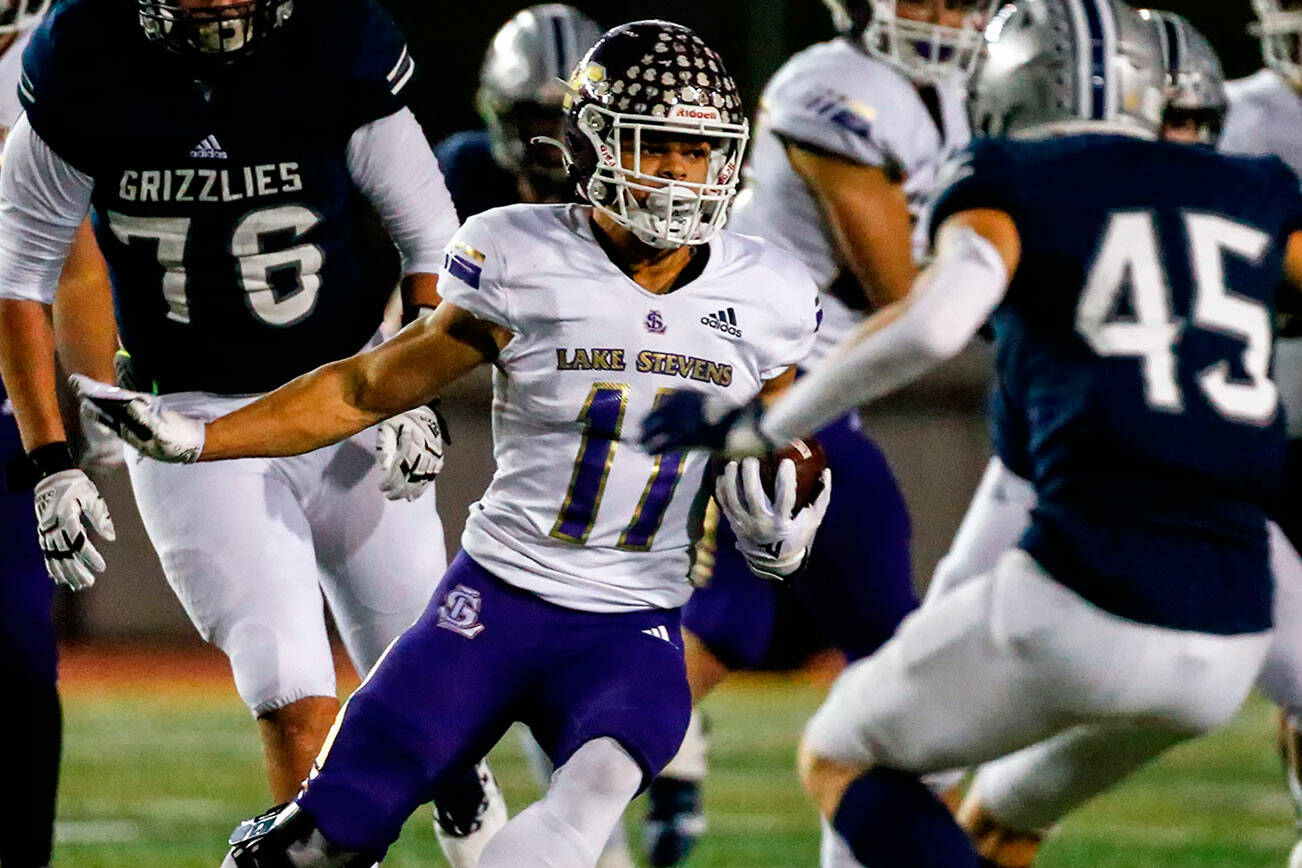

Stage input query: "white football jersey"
[
  {"left": 1222, "top": 70, "right": 1302, "bottom": 437},
  {"left": 438, "top": 203, "right": 820, "bottom": 613},
  {"left": 0, "top": 29, "right": 32, "bottom": 138},
  {"left": 728, "top": 38, "right": 969, "bottom": 366}
]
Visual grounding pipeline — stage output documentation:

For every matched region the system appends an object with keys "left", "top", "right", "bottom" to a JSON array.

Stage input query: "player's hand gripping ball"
[{"left": 713, "top": 438, "right": 831, "bottom": 580}]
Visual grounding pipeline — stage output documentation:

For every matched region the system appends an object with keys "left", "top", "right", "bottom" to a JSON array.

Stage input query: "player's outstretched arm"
[
  {"left": 76, "top": 303, "right": 510, "bottom": 463},
  {"left": 640, "top": 209, "right": 1019, "bottom": 456},
  {"left": 787, "top": 145, "right": 918, "bottom": 309}
]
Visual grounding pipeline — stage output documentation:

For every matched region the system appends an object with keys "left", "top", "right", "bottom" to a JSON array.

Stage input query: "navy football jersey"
[
  {"left": 19, "top": 0, "right": 415, "bottom": 395},
  {"left": 931, "top": 134, "right": 1302, "bottom": 634},
  {"left": 433, "top": 130, "right": 518, "bottom": 221}
]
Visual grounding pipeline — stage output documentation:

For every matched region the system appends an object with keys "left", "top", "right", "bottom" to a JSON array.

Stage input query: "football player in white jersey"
[
  {"left": 642, "top": 2, "right": 996, "bottom": 863},
  {"left": 1221, "top": 3, "right": 1302, "bottom": 865},
  {"left": 75, "top": 21, "right": 827, "bottom": 868},
  {"left": 0, "top": 0, "right": 507, "bottom": 862}
]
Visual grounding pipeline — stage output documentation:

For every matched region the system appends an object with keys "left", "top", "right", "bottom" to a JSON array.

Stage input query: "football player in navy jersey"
[
  {"left": 643, "top": 0, "right": 1302, "bottom": 864},
  {"left": 435, "top": 4, "right": 602, "bottom": 220},
  {"left": 0, "top": 0, "right": 504, "bottom": 862}
]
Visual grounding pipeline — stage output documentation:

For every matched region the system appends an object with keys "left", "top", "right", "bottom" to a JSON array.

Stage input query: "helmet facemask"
[
  {"left": 1253, "top": 0, "right": 1302, "bottom": 90},
  {"left": 0, "top": 0, "right": 48, "bottom": 35},
  {"left": 574, "top": 102, "right": 748, "bottom": 248},
  {"left": 862, "top": 0, "right": 1001, "bottom": 83},
  {"left": 137, "top": 0, "right": 294, "bottom": 60}
]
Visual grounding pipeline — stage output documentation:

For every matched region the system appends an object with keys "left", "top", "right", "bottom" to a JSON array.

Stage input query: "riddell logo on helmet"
[{"left": 669, "top": 105, "right": 722, "bottom": 121}]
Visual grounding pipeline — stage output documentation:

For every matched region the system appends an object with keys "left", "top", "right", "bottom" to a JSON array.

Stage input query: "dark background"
[{"left": 383, "top": 0, "right": 1263, "bottom": 146}]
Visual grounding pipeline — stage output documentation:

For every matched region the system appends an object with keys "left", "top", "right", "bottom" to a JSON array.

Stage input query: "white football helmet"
[
  {"left": 822, "top": 0, "right": 1003, "bottom": 83},
  {"left": 1253, "top": 0, "right": 1302, "bottom": 90},
  {"left": 0, "top": 0, "right": 48, "bottom": 34}
]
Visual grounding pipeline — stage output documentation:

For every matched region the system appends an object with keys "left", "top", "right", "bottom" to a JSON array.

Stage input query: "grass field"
[{"left": 55, "top": 645, "right": 1299, "bottom": 867}]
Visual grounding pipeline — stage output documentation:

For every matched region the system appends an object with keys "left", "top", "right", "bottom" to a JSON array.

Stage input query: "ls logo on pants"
[{"left": 437, "top": 585, "right": 486, "bottom": 638}]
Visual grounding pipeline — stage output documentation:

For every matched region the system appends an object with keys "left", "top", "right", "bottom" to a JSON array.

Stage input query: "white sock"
[{"left": 478, "top": 738, "right": 643, "bottom": 868}]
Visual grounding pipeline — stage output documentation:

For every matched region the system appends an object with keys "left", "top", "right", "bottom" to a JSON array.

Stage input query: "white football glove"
[
  {"left": 34, "top": 468, "right": 115, "bottom": 591},
  {"left": 715, "top": 457, "right": 832, "bottom": 580},
  {"left": 78, "top": 411, "right": 126, "bottom": 474},
  {"left": 70, "top": 374, "right": 205, "bottom": 463},
  {"left": 376, "top": 404, "right": 448, "bottom": 502}
]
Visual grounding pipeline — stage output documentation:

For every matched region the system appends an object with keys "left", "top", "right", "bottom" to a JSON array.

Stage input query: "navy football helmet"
[
  {"left": 0, "top": 0, "right": 48, "bottom": 34},
  {"left": 137, "top": 0, "right": 294, "bottom": 59},
  {"left": 557, "top": 20, "right": 749, "bottom": 248},
  {"left": 822, "top": 0, "right": 1002, "bottom": 83}
]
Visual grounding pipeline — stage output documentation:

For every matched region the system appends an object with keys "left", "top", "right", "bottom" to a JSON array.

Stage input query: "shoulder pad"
[{"left": 762, "top": 40, "right": 927, "bottom": 168}]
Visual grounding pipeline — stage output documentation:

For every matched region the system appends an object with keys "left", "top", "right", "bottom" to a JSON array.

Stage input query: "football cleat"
[
  {"left": 644, "top": 776, "right": 706, "bottom": 867},
  {"left": 432, "top": 760, "right": 509, "bottom": 868}
]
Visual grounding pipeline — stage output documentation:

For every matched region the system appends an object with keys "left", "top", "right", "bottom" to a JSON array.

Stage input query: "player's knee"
[
  {"left": 797, "top": 738, "right": 867, "bottom": 819},
  {"left": 224, "top": 804, "right": 367, "bottom": 868},
  {"left": 554, "top": 737, "right": 644, "bottom": 803}
]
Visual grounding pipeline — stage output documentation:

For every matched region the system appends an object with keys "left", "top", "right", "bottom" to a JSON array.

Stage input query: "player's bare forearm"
[
  {"left": 0, "top": 297, "right": 69, "bottom": 449},
  {"left": 53, "top": 220, "right": 117, "bottom": 382},
  {"left": 201, "top": 302, "right": 507, "bottom": 461},
  {"left": 786, "top": 144, "right": 917, "bottom": 308}
]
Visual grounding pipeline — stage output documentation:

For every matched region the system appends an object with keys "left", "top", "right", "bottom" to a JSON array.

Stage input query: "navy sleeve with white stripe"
[{"left": 343, "top": 0, "right": 419, "bottom": 125}]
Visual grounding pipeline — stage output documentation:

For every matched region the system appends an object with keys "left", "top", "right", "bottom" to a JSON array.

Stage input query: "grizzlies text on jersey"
[
  {"left": 15, "top": 0, "right": 436, "bottom": 394},
  {"left": 931, "top": 134, "right": 1302, "bottom": 634}
]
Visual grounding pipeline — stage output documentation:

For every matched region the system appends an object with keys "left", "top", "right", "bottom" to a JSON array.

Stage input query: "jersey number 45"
[{"left": 1077, "top": 210, "right": 1277, "bottom": 425}]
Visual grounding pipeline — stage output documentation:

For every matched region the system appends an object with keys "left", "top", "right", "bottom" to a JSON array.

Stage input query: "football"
[{"left": 711, "top": 437, "right": 828, "bottom": 517}]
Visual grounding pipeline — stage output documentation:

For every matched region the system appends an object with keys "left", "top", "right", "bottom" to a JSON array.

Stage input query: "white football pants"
[
  {"left": 928, "top": 456, "right": 1302, "bottom": 712},
  {"left": 127, "top": 391, "right": 446, "bottom": 715}
]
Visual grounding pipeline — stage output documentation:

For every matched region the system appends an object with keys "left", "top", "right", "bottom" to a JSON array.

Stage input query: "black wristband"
[{"left": 3, "top": 441, "right": 75, "bottom": 492}]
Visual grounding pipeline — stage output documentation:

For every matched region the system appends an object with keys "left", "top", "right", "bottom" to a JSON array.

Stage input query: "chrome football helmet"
[
  {"left": 558, "top": 20, "right": 749, "bottom": 248},
  {"left": 137, "top": 0, "right": 294, "bottom": 59},
  {"left": 1144, "top": 10, "right": 1227, "bottom": 144},
  {"left": 477, "top": 5, "right": 604, "bottom": 186},
  {"left": 970, "top": 0, "right": 1167, "bottom": 139},
  {"left": 822, "top": 0, "right": 1003, "bottom": 83},
  {"left": 1253, "top": 0, "right": 1302, "bottom": 90},
  {"left": 0, "top": 0, "right": 48, "bottom": 35}
]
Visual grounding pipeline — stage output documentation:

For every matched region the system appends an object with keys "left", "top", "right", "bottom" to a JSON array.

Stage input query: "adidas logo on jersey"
[
  {"left": 701, "top": 307, "right": 742, "bottom": 338},
  {"left": 189, "top": 134, "right": 228, "bottom": 160}
]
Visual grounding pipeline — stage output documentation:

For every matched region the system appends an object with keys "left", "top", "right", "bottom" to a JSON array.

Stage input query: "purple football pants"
[{"left": 297, "top": 552, "right": 691, "bottom": 856}]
